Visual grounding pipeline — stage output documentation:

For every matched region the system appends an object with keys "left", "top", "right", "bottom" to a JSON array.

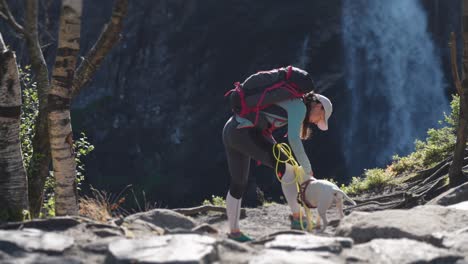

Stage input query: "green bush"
[
  {"left": 324, "top": 178, "right": 339, "bottom": 186},
  {"left": 390, "top": 95, "right": 458, "bottom": 174},
  {"left": 341, "top": 95, "right": 459, "bottom": 195},
  {"left": 341, "top": 168, "right": 394, "bottom": 195},
  {"left": 19, "top": 65, "right": 38, "bottom": 173},
  {"left": 202, "top": 195, "right": 226, "bottom": 207}
]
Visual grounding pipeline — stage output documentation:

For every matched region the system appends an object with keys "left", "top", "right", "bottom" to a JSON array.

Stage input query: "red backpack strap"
[
  {"left": 285, "top": 65, "right": 293, "bottom": 80},
  {"left": 224, "top": 82, "right": 241, "bottom": 97},
  {"left": 225, "top": 82, "right": 253, "bottom": 117}
]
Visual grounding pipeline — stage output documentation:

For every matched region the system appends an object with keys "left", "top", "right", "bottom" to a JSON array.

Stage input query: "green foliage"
[
  {"left": 324, "top": 178, "right": 338, "bottom": 186},
  {"left": 42, "top": 195, "right": 56, "bottom": 217},
  {"left": 341, "top": 95, "right": 460, "bottom": 195},
  {"left": 390, "top": 96, "right": 458, "bottom": 174},
  {"left": 341, "top": 168, "right": 394, "bottom": 195},
  {"left": 19, "top": 66, "right": 94, "bottom": 218},
  {"left": 19, "top": 66, "right": 38, "bottom": 174},
  {"left": 75, "top": 132, "right": 95, "bottom": 191},
  {"left": 203, "top": 195, "right": 226, "bottom": 207},
  {"left": 444, "top": 94, "right": 460, "bottom": 128},
  {"left": 262, "top": 201, "right": 277, "bottom": 207},
  {"left": 22, "top": 210, "right": 32, "bottom": 221}
]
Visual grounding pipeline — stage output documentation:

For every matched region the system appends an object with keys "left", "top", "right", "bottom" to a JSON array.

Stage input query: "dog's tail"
[{"left": 336, "top": 189, "right": 357, "bottom": 205}]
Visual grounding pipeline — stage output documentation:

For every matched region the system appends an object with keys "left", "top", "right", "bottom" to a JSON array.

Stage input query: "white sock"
[
  {"left": 281, "top": 163, "right": 300, "bottom": 214},
  {"left": 226, "top": 191, "right": 242, "bottom": 231}
]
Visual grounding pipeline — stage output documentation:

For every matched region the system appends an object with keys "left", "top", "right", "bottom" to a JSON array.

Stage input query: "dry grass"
[
  {"left": 79, "top": 186, "right": 128, "bottom": 222},
  {"left": 78, "top": 185, "right": 159, "bottom": 222}
]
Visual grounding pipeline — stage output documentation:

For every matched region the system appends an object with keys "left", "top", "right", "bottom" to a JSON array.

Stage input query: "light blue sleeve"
[{"left": 276, "top": 99, "right": 313, "bottom": 175}]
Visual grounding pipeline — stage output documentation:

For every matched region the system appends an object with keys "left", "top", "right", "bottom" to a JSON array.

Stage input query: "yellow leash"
[{"left": 273, "top": 143, "right": 315, "bottom": 232}]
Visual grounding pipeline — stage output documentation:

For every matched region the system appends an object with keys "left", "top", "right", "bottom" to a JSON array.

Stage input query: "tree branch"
[
  {"left": 24, "top": 0, "right": 52, "bottom": 217},
  {"left": 0, "top": 32, "right": 6, "bottom": 51},
  {"left": 0, "top": 0, "right": 26, "bottom": 36},
  {"left": 71, "top": 0, "right": 128, "bottom": 98},
  {"left": 450, "top": 32, "right": 463, "bottom": 96}
]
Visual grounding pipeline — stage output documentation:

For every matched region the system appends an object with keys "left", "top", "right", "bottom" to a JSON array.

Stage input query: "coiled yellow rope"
[{"left": 273, "top": 143, "right": 315, "bottom": 231}]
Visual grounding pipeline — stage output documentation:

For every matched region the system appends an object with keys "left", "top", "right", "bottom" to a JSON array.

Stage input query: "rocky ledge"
[{"left": 1, "top": 184, "right": 468, "bottom": 263}]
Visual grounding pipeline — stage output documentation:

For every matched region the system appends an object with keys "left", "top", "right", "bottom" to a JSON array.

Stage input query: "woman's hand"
[{"left": 310, "top": 170, "right": 315, "bottom": 178}]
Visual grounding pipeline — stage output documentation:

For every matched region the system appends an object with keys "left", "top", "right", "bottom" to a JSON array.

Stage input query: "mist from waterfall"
[{"left": 342, "top": 0, "right": 449, "bottom": 177}]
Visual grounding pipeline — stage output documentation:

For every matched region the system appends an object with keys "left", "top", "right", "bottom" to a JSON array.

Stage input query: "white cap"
[{"left": 315, "top": 94, "right": 333, "bottom": 131}]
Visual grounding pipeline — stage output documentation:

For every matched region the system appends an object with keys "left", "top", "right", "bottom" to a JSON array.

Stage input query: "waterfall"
[
  {"left": 297, "top": 34, "right": 311, "bottom": 69},
  {"left": 342, "top": 0, "right": 449, "bottom": 176}
]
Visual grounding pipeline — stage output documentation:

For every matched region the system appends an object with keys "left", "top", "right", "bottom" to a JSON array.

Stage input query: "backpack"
[{"left": 224, "top": 66, "right": 315, "bottom": 128}]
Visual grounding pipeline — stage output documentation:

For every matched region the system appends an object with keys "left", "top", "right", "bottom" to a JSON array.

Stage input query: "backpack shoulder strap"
[{"left": 285, "top": 65, "right": 293, "bottom": 80}]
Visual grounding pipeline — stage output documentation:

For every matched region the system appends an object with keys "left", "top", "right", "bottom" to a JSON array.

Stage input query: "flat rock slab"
[
  {"left": 0, "top": 253, "right": 82, "bottom": 264},
  {"left": 249, "top": 249, "right": 342, "bottom": 264},
  {"left": 85, "top": 223, "right": 125, "bottom": 238},
  {"left": 336, "top": 205, "right": 468, "bottom": 244},
  {"left": 107, "top": 234, "right": 217, "bottom": 263},
  {"left": 0, "top": 228, "right": 74, "bottom": 253},
  {"left": 265, "top": 234, "right": 353, "bottom": 253},
  {"left": 449, "top": 201, "right": 468, "bottom": 211},
  {"left": 342, "top": 238, "right": 464, "bottom": 264},
  {"left": 436, "top": 227, "right": 468, "bottom": 257},
  {"left": 82, "top": 237, "right": 122, "bottom": 253},
  {"left": 120, "top": 219, "right": 165, "bottom": 238},
  {"left": 428, "top": 182, "right": 468, "bottom": 206},
  {"left": 123, "top": 209, "right": 197, "bottom": 231},
  {"left": 0, "top": 216, "right": 83, "bottom": 231}
]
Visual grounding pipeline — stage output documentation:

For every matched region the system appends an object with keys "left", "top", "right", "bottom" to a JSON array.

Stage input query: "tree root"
[{"left": 349, "top": 156, "right": 468, "bottom": 212}]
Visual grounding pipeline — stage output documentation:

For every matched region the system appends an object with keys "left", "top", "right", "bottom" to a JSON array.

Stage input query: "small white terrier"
[{"left": 302, "top": 179, "right": 356, "bottom": 230}]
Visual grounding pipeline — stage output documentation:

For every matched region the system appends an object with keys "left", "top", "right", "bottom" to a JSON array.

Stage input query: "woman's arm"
[{"left": 277, "top": 99, "right": 313, "bottom": 176}]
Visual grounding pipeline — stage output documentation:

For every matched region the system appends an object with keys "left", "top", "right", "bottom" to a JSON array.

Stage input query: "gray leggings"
[{"left": 222, "top": 116, "right": 286, "bottom": 199}]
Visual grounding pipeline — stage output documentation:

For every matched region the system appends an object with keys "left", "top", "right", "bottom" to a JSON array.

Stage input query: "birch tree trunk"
[
  {"left": 0, "top": 33, "right": 29, "bottom": 221},
  {"left": 1, "top": 0, "right": 127, "bottom": 216},
  {"left": 49, "top": 0, "right": 82, "bottom": 215}
]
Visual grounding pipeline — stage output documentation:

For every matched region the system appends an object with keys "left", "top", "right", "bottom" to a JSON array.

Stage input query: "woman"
[{"left": 222, "top": 66, "right": 333, "bottom": 242}]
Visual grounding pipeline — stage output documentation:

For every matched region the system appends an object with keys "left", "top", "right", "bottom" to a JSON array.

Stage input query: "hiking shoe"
[
  {"left": 291, "top": 218, "right": 307, "bottom": 230},
  {"left": 228, "top": 232, "right": 253, "bottom": 242}
]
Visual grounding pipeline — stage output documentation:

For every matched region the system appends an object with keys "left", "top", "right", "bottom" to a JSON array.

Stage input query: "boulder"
[
  {"left": 428, "top": 182, "right": 468, "bottom": 206},
  {"left": 449, "top": 201, "right": 468, "bottom": 211},
  {"left": 0, "top": 228, "right": 74, "bottom": 253},
  {"left": 342, "top": 238, "right": 463, "bottom": 264},
  {"left": 123, "top": 209, "right": 197, "bottom": 231},
  {"left": 0, "top": 216, "right": 83, "bottom": 231},
  {"left": 265, "top": 234, "right": 353, "bottom": 254},
  {"left": 335, "top": 205, "right": 468, "bottom": 244},
  {"left": 0, "top": 253, "right": 82, "bottom": 264},
  {"left": 106, "top": 234, "right": 217, "bottom": 263},
  {"left": 120, "top": 219, "right": 164, "bottom": 238},
  {"left": 82, "top": 237, "right": 122, "bottom": 253},
  {"left": 434, "top": 227, "right": 468, "bottom": 257},
  {"left": 249, "top": 249, "right": 342, "bottom": 264},
  {"left": 85, "top": 223, "right": 126, "bottom": 238}
]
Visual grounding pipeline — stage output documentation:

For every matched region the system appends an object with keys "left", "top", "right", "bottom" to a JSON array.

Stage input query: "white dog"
[{"left": 302, "top": 179, "right": 356, "bottom": 230}]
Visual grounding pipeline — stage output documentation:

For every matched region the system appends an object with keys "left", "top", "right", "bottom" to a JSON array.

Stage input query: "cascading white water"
[
  {"left": 297, "top": 34, "right": 311, "bottom": 69},
  {"left": 342, "top": 0, "right": 449, "bottom": 176}
]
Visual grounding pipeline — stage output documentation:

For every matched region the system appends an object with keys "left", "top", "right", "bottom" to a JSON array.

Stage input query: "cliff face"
[
  {"left": 74, "top": 0, "right": 346, "bottom": 207},
  {"left": 0, "top": 0, "right": 459, "bottom": 207}
]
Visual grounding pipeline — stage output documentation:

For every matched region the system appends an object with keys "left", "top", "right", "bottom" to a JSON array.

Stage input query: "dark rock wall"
[{"left": 0, "top": 0, "right": 458, "bottom": 207}]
